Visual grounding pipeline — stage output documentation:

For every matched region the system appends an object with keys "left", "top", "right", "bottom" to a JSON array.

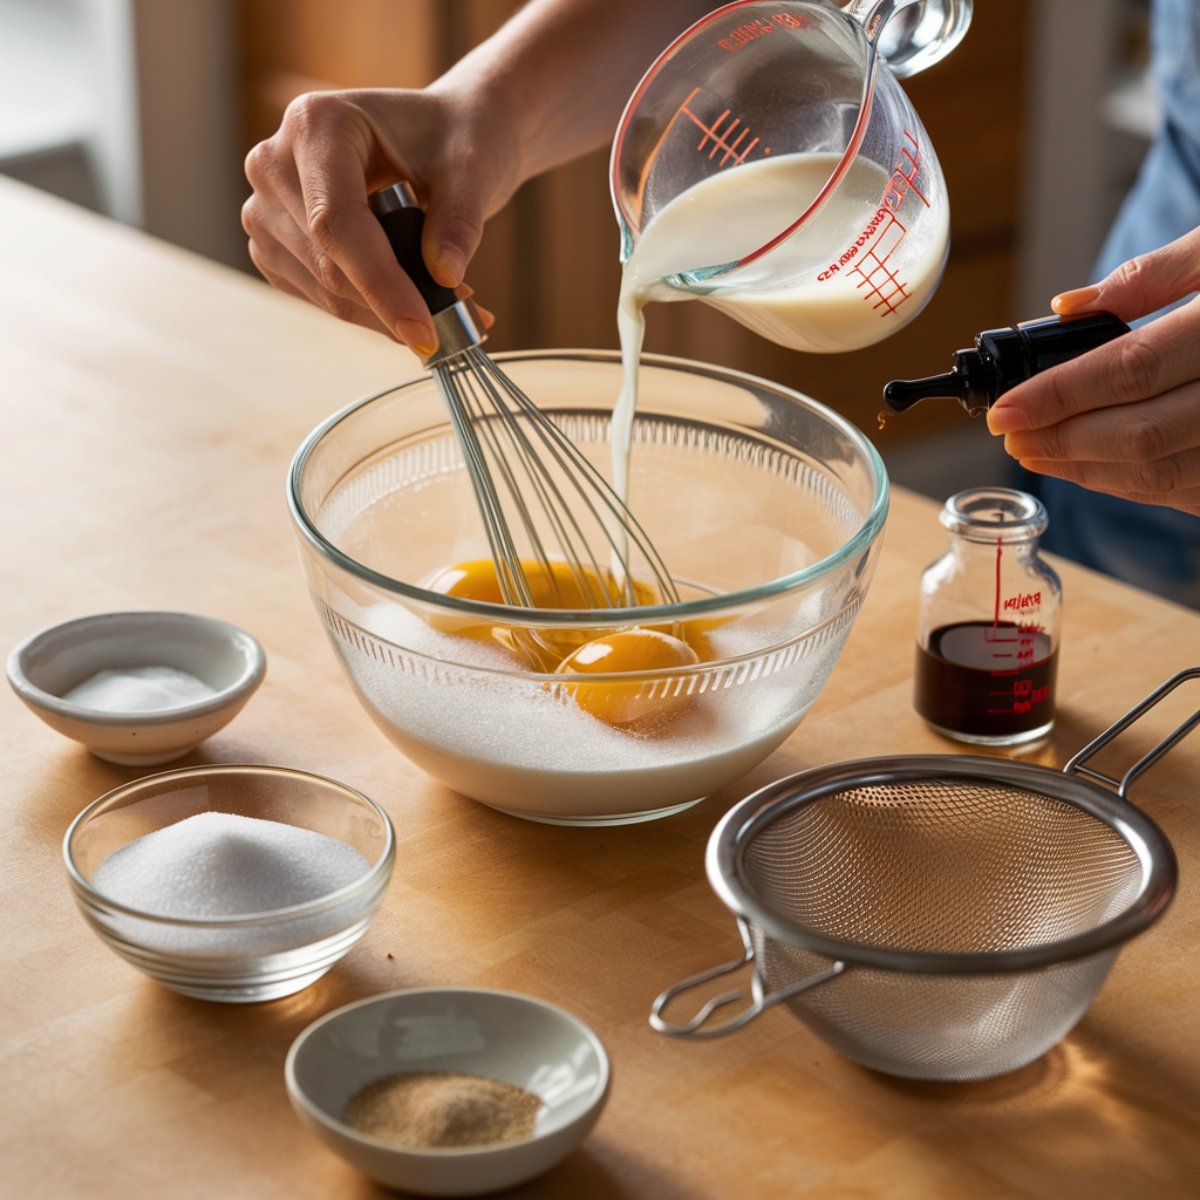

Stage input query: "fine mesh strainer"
[{"left": 651, "top": 669, "right": 1197, "bottom": 1081}]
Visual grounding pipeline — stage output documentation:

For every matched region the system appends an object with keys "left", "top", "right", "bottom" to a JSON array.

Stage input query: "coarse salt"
[{"left": 64, "top": 665, "right": 216, "bottom": 713}]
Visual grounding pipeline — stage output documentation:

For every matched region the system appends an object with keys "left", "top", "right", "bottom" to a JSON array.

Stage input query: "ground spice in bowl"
[{"left": 343, "top": 1071, "right": 542, "bottom": 1149}]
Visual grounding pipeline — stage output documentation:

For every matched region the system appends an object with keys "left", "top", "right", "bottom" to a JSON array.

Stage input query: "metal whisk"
[{"left": 369, "top": 183, "right": 678, "bottom": 618}]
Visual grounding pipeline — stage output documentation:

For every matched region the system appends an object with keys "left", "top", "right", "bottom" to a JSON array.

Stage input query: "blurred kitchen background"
[{"left": 0, "top": 0, "right": 1157, "bottom": 500}]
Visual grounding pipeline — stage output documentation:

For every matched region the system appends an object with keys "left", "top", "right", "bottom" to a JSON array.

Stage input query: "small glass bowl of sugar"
[
  {"left": 7, "top": 611, "right": 266, "bottom": 765},
  {"left": 64, "top": 764, "right": 395, "bottom": 1002}
]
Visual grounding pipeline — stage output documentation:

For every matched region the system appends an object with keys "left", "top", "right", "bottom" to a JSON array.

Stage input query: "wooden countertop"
[{"left": 2, "top": 176, "right": 1198, "bottom": 1199}]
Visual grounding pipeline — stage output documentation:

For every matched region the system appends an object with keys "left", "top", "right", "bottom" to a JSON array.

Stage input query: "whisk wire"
[
  {"left": 439, "top": 365, "right": 535, "bottom": 608},
  {"left": 370, "top": 182, "right": 678, "bottom": 618},
  {"left": 453, "top": 354, "right": 612, "bottom": 608},
  {"left": 469, "top": 351, "right": 680, "bottom": 607}
]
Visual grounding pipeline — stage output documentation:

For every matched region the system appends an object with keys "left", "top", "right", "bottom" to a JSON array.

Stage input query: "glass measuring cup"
[{"left": 610, "top": 0, "right": 971, "bottom": 353}]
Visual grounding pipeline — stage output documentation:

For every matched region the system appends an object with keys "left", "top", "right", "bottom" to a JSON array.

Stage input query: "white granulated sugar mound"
[{"left": 93, "top": 811, "right": 370, "bottom": 919}]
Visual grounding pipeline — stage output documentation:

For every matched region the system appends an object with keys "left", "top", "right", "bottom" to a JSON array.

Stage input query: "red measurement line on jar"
[
  {"left": 677, "top": 89, "right": 771, "bottom": 164},
  {"left": 992, "top": 537, "right": 1003, "bottom": 630}
]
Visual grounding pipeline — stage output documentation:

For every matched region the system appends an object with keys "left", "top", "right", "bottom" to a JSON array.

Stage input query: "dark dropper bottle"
[{"left": 882, "top": 312, "right": 1130, "bottom": 416}]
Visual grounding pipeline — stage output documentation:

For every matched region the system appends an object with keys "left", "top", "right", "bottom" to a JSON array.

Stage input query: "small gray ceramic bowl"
[
  {"left": 7, "top": 611, "right": 266, "bottom": 765},
  {"left": 286, "top": 988, "right": 610, "bottom": 1196}
]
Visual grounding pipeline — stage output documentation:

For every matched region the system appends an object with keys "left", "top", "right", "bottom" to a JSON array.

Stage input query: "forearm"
[
  {"left": 241, "top": 0, "right": 711, "bottom": 347},
  {"left": 431, "top": 0, "right": 712, "bottom": 186}
]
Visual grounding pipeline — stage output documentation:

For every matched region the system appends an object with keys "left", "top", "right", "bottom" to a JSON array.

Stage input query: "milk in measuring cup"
[
  {"left": 621, "top": 153, "right": 943, "bottom": 351},
  {"left": 612, "top": 151, "right": 949, "bottom": 497}
]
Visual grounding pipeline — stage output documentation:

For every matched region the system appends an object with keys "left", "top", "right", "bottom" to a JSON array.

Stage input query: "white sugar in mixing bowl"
[{"left": 288, "top": 351, "right": 888, "bottom": 825}]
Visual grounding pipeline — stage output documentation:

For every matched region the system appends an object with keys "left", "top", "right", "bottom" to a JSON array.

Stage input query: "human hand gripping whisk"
[{"left": 368, "top": 184, "right": 679, "bottom": 669}]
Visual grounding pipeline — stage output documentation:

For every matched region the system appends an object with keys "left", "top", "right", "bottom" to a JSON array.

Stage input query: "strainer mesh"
[
  {"left": 743, "top": 778, "right": 1142, "bottom": 952},
  {"left": 754, "top": 934, "right": 1117, "bottom": 1080},
  {"left": 737, "top": 777, "right": 1145, "bottom": 1080}
]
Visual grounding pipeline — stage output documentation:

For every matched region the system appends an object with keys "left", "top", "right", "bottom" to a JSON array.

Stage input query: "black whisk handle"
[{"left": 369, "top": 183, "right": 459, "bottom": 315}]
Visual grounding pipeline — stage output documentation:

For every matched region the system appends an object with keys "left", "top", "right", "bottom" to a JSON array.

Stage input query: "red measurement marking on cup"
[
  {"left": 882, "top": 130, "right": 930, "bottom": 210},
  {"left": 848, "top": 210, "right": 911, "bottom": 315},
  {"left": 820, "top": 129, "right": 935, "bottom": 316},
  {"left": 715, "top": 10, "right": 809, "bottom": 51},
  {"left": 677, "top": 88, "right": 772, "bottom": 165}
]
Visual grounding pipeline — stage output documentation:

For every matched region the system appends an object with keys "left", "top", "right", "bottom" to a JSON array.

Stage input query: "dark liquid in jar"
[{"left": 914, "top": 620, "right": 1057, "bottom": 739}]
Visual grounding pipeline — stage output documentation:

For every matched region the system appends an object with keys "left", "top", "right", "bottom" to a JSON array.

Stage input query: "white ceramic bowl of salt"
[
  {"left": 286, "top": 988, "right": 610, "bottom": 1196},
  {"left": 64, "top": 764, "right": 395, "bottom": 1002},
  {"left": 7, "top": 610, "right": 266, "bottom": 765}
]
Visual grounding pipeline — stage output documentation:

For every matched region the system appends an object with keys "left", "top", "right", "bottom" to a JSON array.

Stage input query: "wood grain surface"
[{"left": 2, "top": 176, "right": 1198, "bottom": 1199}]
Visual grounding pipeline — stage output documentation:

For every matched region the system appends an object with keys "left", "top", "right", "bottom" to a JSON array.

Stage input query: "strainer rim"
[{"left": 707, "top": 755, "right": 1177, "bottom": 975}]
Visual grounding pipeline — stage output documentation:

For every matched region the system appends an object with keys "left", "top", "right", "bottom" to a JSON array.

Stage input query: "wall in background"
[
  {"left": 0, "top": 0, "right": 245, "bottom": 268},
  {"left": 1018, "top": 0, "right": 1155, "bottom": 313},
  {"left": 0, "top": 0, "right": 101, "bottom": 211}
]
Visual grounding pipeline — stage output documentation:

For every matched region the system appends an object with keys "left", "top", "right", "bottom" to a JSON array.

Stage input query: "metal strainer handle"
[
  {"left": 1065, "top": 667, "right": 1200, "bottom": 798},
  {"left": 650, "top": 918, "right": 845, "bottom": 1039}
]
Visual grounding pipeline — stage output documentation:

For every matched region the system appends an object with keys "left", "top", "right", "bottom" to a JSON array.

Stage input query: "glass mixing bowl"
[{"left": 288, "top": 351, "right": 888, "bottom": 826}]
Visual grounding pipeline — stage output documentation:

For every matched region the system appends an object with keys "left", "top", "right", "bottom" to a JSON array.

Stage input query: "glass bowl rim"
[
  {"left": 286, "top": 349, "right": 889, "bottom": 627},
  {"left": 63, "top": 763, "right": 396, "bottom": 929}
]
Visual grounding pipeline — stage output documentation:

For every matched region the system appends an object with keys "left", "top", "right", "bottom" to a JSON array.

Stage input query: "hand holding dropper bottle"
[{"left": 882, "top": 311, "right": 1131, "bottom": 417}]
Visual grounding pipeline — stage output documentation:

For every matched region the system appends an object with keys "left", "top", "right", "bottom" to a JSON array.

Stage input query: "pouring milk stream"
[
  {"left": 607, "top": 0, "right": 961, "bottom": 522},
  {"left": 612, "top": 151, "right": 949, "bottom": 503}
]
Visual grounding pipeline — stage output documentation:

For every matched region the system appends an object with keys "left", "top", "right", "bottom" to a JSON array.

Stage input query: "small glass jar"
[{"left": 914, "top": 488, "right": 1062, "bottom": 746}]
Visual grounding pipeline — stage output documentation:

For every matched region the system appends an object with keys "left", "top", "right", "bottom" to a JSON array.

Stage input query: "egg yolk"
[
  {"left": 649, "top": 615, "right": 723, "bottom": 662},
  {"left": 423, "top": 559, "right": 663, "bottom": 660},
  {"left": 422, "top": 559, "right": 717, "bottom": 730},
  {"left": 555, "top": 628, "right": 700, "bottom": 730},
  {"left": 425, "top": 558, "right": 658, "bottom": 609}
]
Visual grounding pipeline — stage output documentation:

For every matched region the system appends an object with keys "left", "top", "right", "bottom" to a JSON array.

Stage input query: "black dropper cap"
[{"left": 883, "top": 312, "right": 1130, "bottom": 416}]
